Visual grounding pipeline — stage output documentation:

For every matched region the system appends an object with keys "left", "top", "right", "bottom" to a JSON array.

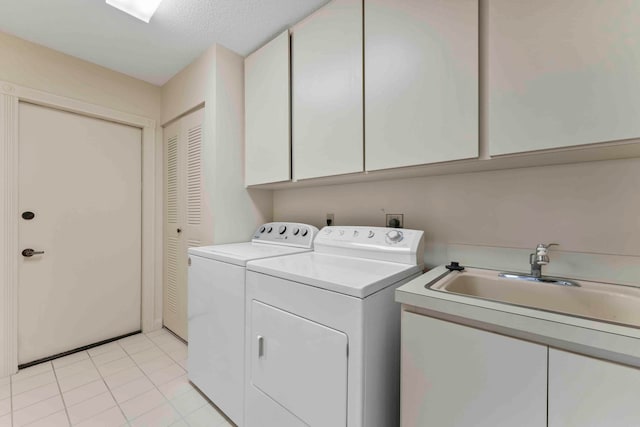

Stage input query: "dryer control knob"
[
  {"left": 301, "top": 229, "right": 309, "bottom": 237},
  {"left": 386, "top": 230, "right": 404, "bottom": 243},
  {"left": 278, "top": 225, "right": 287, "bottom": 235},
  {"left": 293, "top": 227, "right": 300, "bottom": 236},
  {"left": 259, "top": 226, "right": 266, "bottom": 233},
  {"left": 267, "top": 226, "right": 273, "bottom": 233},
  {"left": 368, "top": 230, "right": 375, "bottom": 238}
]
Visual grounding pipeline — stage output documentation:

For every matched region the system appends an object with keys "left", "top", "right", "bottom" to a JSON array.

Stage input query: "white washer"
[
  {"left": 244, "top": 226, "right": 425, "bottom": 427},
  {"left": 188, "top": 222, "right": 318, "bottom": 427}
]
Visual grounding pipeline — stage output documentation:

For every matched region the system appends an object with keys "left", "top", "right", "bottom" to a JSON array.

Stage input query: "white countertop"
[{"left": 396, "top": 266, "right": 640, "bottom": 368}]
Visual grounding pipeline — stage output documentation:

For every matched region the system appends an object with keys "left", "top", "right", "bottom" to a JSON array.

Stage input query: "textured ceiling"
[{"left": 0, "top": 0, "right": 329, "bottom": 85}]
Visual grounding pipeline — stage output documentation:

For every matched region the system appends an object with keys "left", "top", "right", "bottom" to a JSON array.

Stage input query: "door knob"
[{"left": 22, "top": 248, "right": 45, "bottom": 258}]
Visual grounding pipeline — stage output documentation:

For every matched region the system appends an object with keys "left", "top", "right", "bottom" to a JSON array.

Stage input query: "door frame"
[{"left": 0, "top": 80, "right": 160, "bottom": 377}]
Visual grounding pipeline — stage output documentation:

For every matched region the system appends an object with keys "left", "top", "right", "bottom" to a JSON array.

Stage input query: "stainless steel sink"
[{"left": 428, "top": 267, "right": 640, "bottom": 328}]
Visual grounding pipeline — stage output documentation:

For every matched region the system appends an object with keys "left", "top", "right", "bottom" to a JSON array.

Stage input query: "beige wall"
[
  {"left": 211, "top": 45, "right": 272, "bottom": 243},
  {"left": 0, "top": 31, "right": 161, "bottom": 120},
  {"left": 161, "top": 44, "right": 272, "bottom": 244},
  {"left": 160, "top": 46, "right": 215, "bottom": 125},
  {"left": 274, "top": 158, "right": 640, "bottom": 279}
]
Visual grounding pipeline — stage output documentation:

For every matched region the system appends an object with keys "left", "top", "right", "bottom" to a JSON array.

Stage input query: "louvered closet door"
[{"left": 163, "top": 108, "right": 208, "bottom": 340}]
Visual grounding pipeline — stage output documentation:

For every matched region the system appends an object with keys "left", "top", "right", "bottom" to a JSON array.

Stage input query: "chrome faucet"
[
  {"left": 529, "top": 243, "right": 558, "bottom": 278},
  {"left": 498, "top": 242, "right": 580, "bottom": 287}
]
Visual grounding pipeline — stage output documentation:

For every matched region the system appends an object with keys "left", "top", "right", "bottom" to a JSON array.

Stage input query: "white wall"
[
  {"left": 274, "top": 158, "right": 640, "bottom": 283},
  {"left": 161, "top": 44, "right": 272, "bottom": 244}
]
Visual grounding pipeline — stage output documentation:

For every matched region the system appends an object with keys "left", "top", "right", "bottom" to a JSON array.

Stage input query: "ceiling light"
[{"left": 106, "top": 0, "right": 163, "bottom": 23}]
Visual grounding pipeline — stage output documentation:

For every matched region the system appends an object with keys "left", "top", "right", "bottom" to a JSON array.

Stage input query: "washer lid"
[
  {"left": 247, "top": 252, "right": 420, "bottom": 298},
  {"left": 188, "top": 242, "right": 311, "bottom": 266}
]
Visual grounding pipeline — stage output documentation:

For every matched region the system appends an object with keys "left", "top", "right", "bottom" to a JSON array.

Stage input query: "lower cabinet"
[
  {"left": 548, "top": 348, "right": 640, "bottom": 427},
  {"left": 402, "top": 310, "right": 640, "bottom": 427},
  {"left": 401, "top": 311, "right": 547, "bottom": 427}
]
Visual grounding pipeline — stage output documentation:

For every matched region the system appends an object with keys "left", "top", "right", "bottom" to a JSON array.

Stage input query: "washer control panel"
[
  {"left": 315, "top": 226, "right": 425, "bottom": 266},
  {"left": 252, "top": 222, "right": 318, "bottom": 248}
]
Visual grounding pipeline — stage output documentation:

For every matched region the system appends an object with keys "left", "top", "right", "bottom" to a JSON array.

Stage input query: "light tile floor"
[{"left": 0, "top": 329, "right": 233, "bottom": 427}]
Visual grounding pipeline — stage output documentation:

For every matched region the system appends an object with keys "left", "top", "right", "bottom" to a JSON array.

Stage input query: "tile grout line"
[
  {"left": 16, "top": 362, "right": 68, "bottom": 427},
  {"left": 9, "top": 366, "right": 57, "bottom": 415},
  {"left": 146, "top": 329, "right": 228, "bottom": 426},
  {"left": 82, "top": 331, "right": 187, "bottom": 425},
  {"left": 8, "top": 330, "right": 197, "bottom": 427},
  {"left": 120, "top": 330, "right": 190, "bottom": 425},
  {"left": 10, "top": 370, "right": 57, "bottom": 397},
  {"left": 50, "top": 360, "right": 73, "bottom": 427},
  {"left": 11, "top": 349, "right": 128, "bottom": 422},
  {"left": 86, "top": 340, "right": 129, "bottom": 426}
]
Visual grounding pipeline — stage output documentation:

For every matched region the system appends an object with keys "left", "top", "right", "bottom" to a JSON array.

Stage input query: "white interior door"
[
  {"left": 163, "top": 107, "right": 208, "bottom": 340},
  {"left": 18, "top": 102, "right": 142, "bottom": 365}
]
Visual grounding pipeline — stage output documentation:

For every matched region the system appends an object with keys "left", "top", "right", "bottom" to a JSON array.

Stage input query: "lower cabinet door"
[
  {"left": 401, "top": 312, "right": 547, "bottom": 427},
  {"left": 250, "top": 301, "right": 348, "bottom": 426},
  {"left": 549, "top": 348, "right": 640, "bottom": 427}
]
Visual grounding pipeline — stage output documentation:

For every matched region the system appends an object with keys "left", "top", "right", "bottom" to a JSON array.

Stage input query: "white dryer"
[
  {"left": 244, "top": 226, "right": 424, "bottom": 427},
  {"left": 188, "top": 222, "right": 318, "bottom": 427}
]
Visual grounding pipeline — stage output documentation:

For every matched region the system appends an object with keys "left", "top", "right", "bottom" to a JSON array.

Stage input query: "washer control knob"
[
  {"left": 324, "top": 229, "right": 332, "bottom": 234},
  {"left": 353, "top": 230, "right": 359, "bottom": 237},
  {"left": 278, "top": 225, "right": 287, "bottom": 235},
  {"left": 339, "top": 230, "right": 345, "bottom": 236},
  {"left": 386, "top": 230, "right": 404, "bottom": 243},
  {"left": 301, "top": 229, "right": 309, "bottom": 237},
  {"left": 368, "top": 230, "right": 375, "bottom": 238},
  {"left": 293, "top": 227, "right": 300, "bottom": 236},
  {"left": 259, "top": 226, "right": 266, "bottom": 233},
  {"left": 267, "top": 226, "right": 273, "bottom": 233}
]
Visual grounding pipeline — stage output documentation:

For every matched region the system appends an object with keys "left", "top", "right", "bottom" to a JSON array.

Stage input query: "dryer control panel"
[
  {"left": 252, "top": 222, "right": 319, "bottom": 249},
  {"left": 314, "top": 226, "right": 425, "bottom": 267}
]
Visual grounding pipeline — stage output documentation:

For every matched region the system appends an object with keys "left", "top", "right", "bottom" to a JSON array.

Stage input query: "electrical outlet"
[
  {"left": 386, "top": 213, "right": 404, "bottom": 228},
  {"left": 326, "top": 213, "right": 335, "bottom": 226}
]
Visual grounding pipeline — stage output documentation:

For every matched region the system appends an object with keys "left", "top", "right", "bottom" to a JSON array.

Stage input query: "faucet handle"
[
  {"left": 534, "top": 243, "right": 558, "bottom": 265},
  {"left": 536, "top": 243, "right": 558, "bottom": 252}
]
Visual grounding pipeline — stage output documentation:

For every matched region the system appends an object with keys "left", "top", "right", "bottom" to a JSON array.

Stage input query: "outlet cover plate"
[{"left": 386, "top": 213, "right": 404, "bottom": 228}]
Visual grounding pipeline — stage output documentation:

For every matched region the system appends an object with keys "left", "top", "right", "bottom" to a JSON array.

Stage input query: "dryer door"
[{"left": 250, "top": 301, "right": 348, "bottom": 426}]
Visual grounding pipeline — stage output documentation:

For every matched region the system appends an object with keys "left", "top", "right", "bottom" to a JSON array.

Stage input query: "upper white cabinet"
[
  {"left": 292, "top": 0, "right": 364, "bottom": 181},
  {"left": 488, "top": 0, "right": 640, "bottom": 156},
  {"left": 549, "top": 349, "right": 640, "bottom": 427},
  {"left": 365, "top": 0, "right": 479, "bottom": 171},
  {"left": 245, "top": 30, "right": 291, "bottom": 186},
  {"left": 401, "top": 311, "right": 547, "bottom": 427}
]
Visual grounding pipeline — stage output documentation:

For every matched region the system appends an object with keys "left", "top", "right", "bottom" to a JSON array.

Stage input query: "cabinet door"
[
  {"left": 292, "top": 0, "right": 363, "bottom": 180},
  {"left": 488, "top": 0, "right": 640, "bottom": 155},
  {"left": 401, "top": 312, "right": 546, "bottom": 427},
  {"left": 549, "top": 348, "right": 640, "bottom": 427},
  {"left": 245, "top": 30, "right": 291, "bottom": 186},
  {"left": 365, "top": 0, "right": 478, "bottom": 171}
]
